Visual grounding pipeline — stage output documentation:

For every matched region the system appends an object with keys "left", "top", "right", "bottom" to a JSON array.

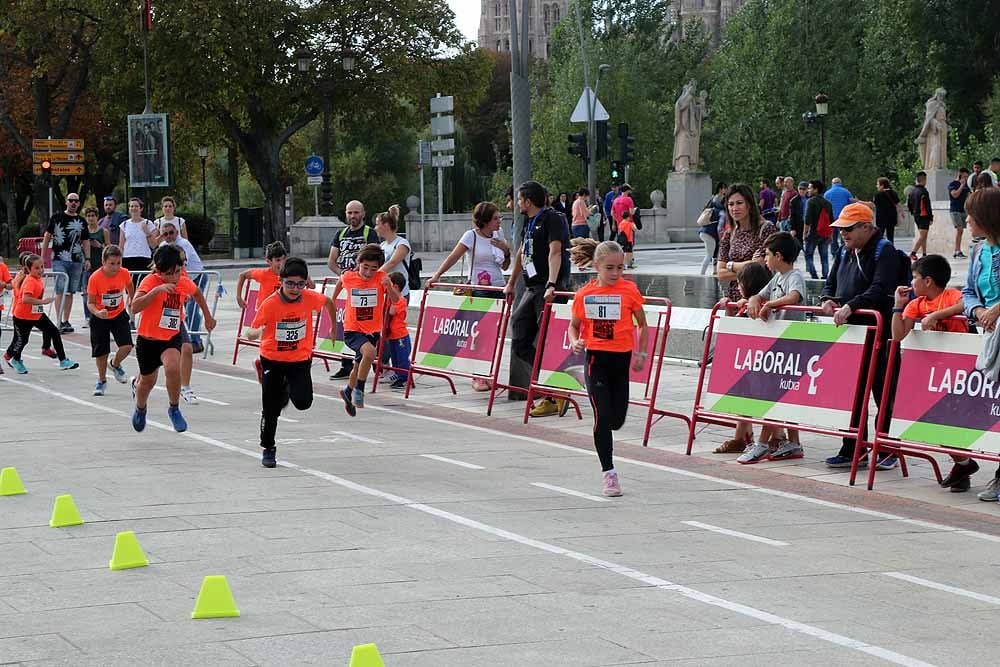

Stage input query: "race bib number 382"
[{"left": 159, "top": 308, "right": 181, "bottom": 331}]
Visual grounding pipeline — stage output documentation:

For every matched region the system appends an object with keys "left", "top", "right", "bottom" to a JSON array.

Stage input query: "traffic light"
[
  {"left": 610, "top": 161, "right": 623, "bottom": 181},
  {"left": 40, "top": 159, "right": 52, "bottom": 185},
  {"left": 567, "top": 132, "right": 588, "bottom": 161},
  {"left": 595, "top": 120, "right": 608, "bottom": 161},
  {"left": 622, "top": 135, "right": 636, "bottom": 165}
]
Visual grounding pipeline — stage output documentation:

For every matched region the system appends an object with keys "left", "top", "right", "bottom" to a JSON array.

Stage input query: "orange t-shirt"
[
  {"left": 903, "top": 288, "right": 967, "bottom": 333},
  {"left": 387, "top": 297, "right": 408, "bottom": 340},
  {"left": 9, "top": 271, "right": 26, "bottom": 315},
  {"left": 618, "top": 219, "right": 635, "bottom": 244},
  {"left": 571, "top": 279, "right": 645, "bottom": 352},
  {"left": 13, "top": 274, "right": 45, "bottom": 320},
  {"left": 340, "top": 270, "right": 387, "bottom": 334},
  {"left": 136, "top": 273, "right": 197, "bottom": 340},
  {"left": 253, "top": 288, "right": 326, "bottom": 362},
  {"left": 0, "top": 263, "right": 11, "bottom": 311},
  {"left": 87, "top": 268, "right": 132, "bottom": 319},
  {"left": 249, "top": 268, "right": 281, "bottom": 301}
]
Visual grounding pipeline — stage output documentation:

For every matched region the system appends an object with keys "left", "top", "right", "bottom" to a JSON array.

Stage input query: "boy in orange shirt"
[
  {"left": 87, "top": 245, "right": 135, "bottom": 395},
  {"left": 385, "top": 272, "right": 411, "bottom": 390},
  {"left": 244, "top": 257, "right": 337, "bottom": 468},
  {"left": 568, "top": 238, "right": 648, "bottom": 497},
  {"left": 235, "top": 241, "right": 288, "bottom": 311},
  {"left": 130, "top": 244, "right": 216, "bottom": 433},
  {"left": 331, "top": 244, "right": 401, "bottom": 414},
  {"left": 8, "top": 253, "right": 78, "bottom": 374},
  {"left": 616, "top": 209, "right": 636, "bottom": 268}
]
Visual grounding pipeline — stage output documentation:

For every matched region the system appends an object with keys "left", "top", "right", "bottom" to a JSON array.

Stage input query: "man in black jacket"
[
  {"left": 819, "top": 203, "right": 901, "bottom": 470},
  {"left": 787, "top": 180, "right": 808, "bottom": 241},
  {"left": 803, "top": 180, "right": 834, "bottom": 280}
]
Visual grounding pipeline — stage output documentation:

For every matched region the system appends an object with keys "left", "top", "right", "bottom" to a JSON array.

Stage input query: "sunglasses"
[
  {"left": 283, "top": 279, "right": 307, "bottom": 289},
  {"left": 838, "top": 222, "right": 865, "bottom": 233},
  {"left": 66, "top": 198, "right": 80, "bottom": 203}
]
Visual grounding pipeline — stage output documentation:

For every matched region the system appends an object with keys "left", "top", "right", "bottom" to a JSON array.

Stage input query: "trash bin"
[{"left": 233, "top": 207, "right": 264, "bottom": 259}]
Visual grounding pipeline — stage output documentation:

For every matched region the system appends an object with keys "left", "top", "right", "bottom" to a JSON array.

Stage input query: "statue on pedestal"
[
  {"left": 915, "top": 87, "right": 948, "bottom": 170},
  {"left": 672, "top": 81, "right": 707, "bottom": 173}
]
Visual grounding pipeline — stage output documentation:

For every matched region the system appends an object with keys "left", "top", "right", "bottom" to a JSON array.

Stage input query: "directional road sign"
[
  {"left": 32, "top": 152, "right": 85, "bottom": 163},
  {"left": 306, "top": 175, "right": 323, "bottom": 186},
  {"left": 32, "top": 138, "right": 84, "bottom": 151},
  {"left": 432, "top": 155, "right": 455, "bottom": 168},
  {"left": 33, "top": 164, "right": 85, "bottom": 176}
]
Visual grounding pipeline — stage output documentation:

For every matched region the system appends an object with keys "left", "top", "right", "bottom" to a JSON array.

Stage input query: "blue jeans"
[
  {"left": 184, "top": 273, "right": 209, "bottom": 346},
  {"left": 804, "top": 235, "right": 831, "bottom": 279},
  {"left": 387, "top": 335, "right": 411, "bottom": 381},
  {"left": 50, "top": 260, "right": 83, "bottom": 294}
]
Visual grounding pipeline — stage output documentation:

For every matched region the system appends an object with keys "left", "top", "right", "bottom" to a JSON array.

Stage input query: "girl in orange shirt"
[
  {"left": 568, "top": 239, "right": 648, "bottom": 497},
  {"left": 244, "top": 257, "right": 337, "bottom": 468},
  {"left": 4, "top": 252, "right": 56, "bottom": 366},
  {"left": 8, "top": 254, "right": 78, "bottom": 374}
]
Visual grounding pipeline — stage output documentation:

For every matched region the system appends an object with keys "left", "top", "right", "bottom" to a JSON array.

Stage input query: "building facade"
[
  {"left": 671, "top": 0, "right": 748, "bottom": 45},
  {"left": 478, "top": 0, "right": 570, "bottom": 60}
]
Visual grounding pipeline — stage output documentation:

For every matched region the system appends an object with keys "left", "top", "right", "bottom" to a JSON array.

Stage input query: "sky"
[{"left": 448, "top": 0, "right": 480, "bottom": 43}]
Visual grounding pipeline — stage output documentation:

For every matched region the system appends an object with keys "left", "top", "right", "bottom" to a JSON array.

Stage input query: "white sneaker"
[
  {"left": 180, "top": 386, "right": 199, "bottom": 405},
  {"left": 737, "top": 442, "right": 771, "bottom": 465}
]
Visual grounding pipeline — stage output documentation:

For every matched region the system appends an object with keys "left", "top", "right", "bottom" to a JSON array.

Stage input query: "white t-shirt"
[
  {"left": 155, "top": 216, "right": 186, "bottom": 234},
  {"left": 380, "top": 236, "right": 412, "bottom": 298},
  {"left": 159, "top": 238, "right": 204, "bottom": 272},
  {"left": 459, "top": 228, "right": 506, "bottom": 288},
  {"left": 121, "top": 219, "right": 156, "bottom": 258}
]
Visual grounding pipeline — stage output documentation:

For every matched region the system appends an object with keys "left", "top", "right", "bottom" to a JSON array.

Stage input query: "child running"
[
  {"left": 617, "top": 209, "right": 637, "bottom": 269},
  {"left": 0, "top": 257, "right": 11, "bottom": 374},
  {"left": 5, "top": 253, "right": 56, "bottom": 366},
  {"left": 130, "top": 245, "right": 216, "bottom": 433},
  {"left": 568, "top": 238, "right": 648, "bottom": 497},
  {"left": 87, "top": 245, "right": 135, "bottom": 395},
  {"left": 245, "top": 258, "right": 337, "bottom": 468},
  {"left": 892, "top": 254, "right": 974, "bottom": 491},
  {"left": 8, "top": 254, "right": 78, "bottom": 373},
  {"left": 384, "top": 272, "right": 412, "bottom": 390},
  {"left": 739, "top": 232, "right": 808, "bottom": 463},
  {"left": 332, "top": 244, "right": 401, "bottom": 415},
  {"left": 235, "top": 241, "right": 288, "bottom": 311}
]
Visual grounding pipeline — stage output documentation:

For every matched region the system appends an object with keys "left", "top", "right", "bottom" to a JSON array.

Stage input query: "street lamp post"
[
  {"left": 815, "top": 93, "right": 829, "bottom": 186},
  {"left": 197, "top": 146, "right": 209, "bottom": 221},
  {"left": 589, "top": 64, "right": 610, "bottom": 204}
]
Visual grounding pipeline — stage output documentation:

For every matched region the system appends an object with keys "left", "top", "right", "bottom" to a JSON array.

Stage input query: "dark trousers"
[
  {"left": 509, "top": 281, "right": 568, "bottom": 394},
  {"left": 585, "top": 350, "right": 631, "bottom": 471},
  {"left": 12, "top": 315, "right": 65, "bottom": 361},
  {"left": 838, "top": 335, "right": 897, "bottom": 458},
  {"left": 6, "top": 317, "right": 51, "bottom": 355},
  {"left": 260, "top": 358, "right": 313, "bottom": 449},
  {"left": 882, "top": 226, "right": 895, "bottom": 244}
]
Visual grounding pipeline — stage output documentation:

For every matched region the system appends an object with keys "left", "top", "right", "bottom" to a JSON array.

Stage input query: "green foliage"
[
  {"left": 182, "top": 214, "right": 216, "bottom": 250},
  {"left": 16, "top": 222, "right": 39, "bottom": 240}
]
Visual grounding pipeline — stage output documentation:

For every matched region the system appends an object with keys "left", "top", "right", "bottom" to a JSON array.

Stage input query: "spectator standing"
[
  {"left": 991, "top": 157, "right": 1000, "bottom": 183},
  {"left": 571, "top": 188, "right": 591, "bottom": 239},
  {"left": 375, "top": 205, "right": 412, "bottom": 300},
  {"left": 778, "top": 177, "right": 796, "bottom": 231},
  {"left": 948, "top": 168, "right": 971, "bottom": 258},
  {"left": 824, "top": 177, "right": 855, "bottom": 254},
  {"left": 803, "top": 180, "right": 834, "bottom": 280},
  {"left": 603, "top": 183, "right": 621, "bottom": 236},
  {"left": 553, "top": 192, "right": 571, "bottom": 220},
  {"left": 100, "top": 195, "right": 128, "bottom": 246},
  {"left": 120, "top": 197, "right": 158, "bottom": 276},
  {"left": 716, "top": 183, "right": 776, "bottom": 301},
  {"left": 787, "top": 181, "right": 808, "bottom": 240},
  {"left": 154, "top": 196, "right": 188, "bottom": 240},
  {"left": 611, "top": 184, "right": 635, "bottom": 227},
  {"left": 907, "top": 171, "right": 933, "bottom": 261},
  {"left": 872, "top": 177, "right": 901, "bottom": 243},
  {"left": 968, "top": 160, "right": 998, "bottom": 189},
  {"left": 41, "top": 192, "right": 87, "bottom": 333},
  {"left": 698, "top": 182, "right": 728, "bottom": 275},
  {"left": 158, "top": 219, "right": 206, "bottom": 354},
  {"left": 758, "top": 178, "right": 777, "bottom": 223},
  {"left": 82, "top": 206, "right": 110, "bottom": 328}
]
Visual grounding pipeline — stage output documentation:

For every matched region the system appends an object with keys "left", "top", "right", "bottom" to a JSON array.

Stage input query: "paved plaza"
[{"left": 3, "top": 255, "right": 1000, "bottom": 666}]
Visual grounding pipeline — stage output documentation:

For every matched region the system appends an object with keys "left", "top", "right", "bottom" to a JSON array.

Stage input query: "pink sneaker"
[
  {"left": 602, "top": 471, "right": 622, "bottom": 497},
  {"left": 471, "top": 377, "right": 491, "bottom": 392}
]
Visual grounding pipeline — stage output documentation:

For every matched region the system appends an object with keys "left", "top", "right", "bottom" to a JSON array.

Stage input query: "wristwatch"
[
  {"left": 545, "top": 282, "right": 557, "bottom": 290},
  {"left": 726, "top": 261, "right": 734, "bottom": 271}
]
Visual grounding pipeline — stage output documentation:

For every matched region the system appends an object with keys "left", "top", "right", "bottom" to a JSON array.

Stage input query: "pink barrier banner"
[
  {"left": 703, "top": 317, "right": 869, "bottom": 430},
  {"left": 889, "top": 331, "right": 1000, "bottom": 453},
  {"left": 314, "top": 295, "right": 348, "bottom": 356},
  {"left": 241, "top": 288, "right": 259, "bottom": 326},
  {"left": 413, "top": 292, "right": 505, "bottom": 376}
]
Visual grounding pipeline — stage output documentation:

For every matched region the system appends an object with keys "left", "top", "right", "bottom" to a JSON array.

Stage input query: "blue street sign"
[{"left": 305, "top": 155, "right": 324, "bottom": 176}]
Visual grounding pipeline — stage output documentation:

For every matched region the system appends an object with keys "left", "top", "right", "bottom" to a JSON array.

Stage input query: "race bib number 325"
[{"left": 276, "top": 320, "right": 307, "bottom": 350}]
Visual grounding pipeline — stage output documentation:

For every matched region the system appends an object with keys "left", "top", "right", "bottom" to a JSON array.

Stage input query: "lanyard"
[{"left": 524, "top": 209, "right": 546, "bottom": 259}]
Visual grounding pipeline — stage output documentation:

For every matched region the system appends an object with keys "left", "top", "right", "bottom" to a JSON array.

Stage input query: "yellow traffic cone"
[
  {"left": 349, "top": 643, "right": 385, "bottom": 667},
  {"left": 191, "top": 575, "right": 239, "bottom": 619},
  {"left": 49, "top": 494, "right": 84, "bottom": 527},
  {"left": 109, "top": 531, "right": 149, "bottom": 571},
  {"left": 0, "top": 467, "right": 26, "bottom": 496}
]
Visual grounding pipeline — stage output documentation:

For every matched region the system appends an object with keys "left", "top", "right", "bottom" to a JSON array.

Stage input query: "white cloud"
[{"left": 448, "top": 0, "right": 480, "bottom": 43}]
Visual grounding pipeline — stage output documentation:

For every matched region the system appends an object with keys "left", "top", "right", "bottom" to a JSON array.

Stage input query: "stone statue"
[
  {"left": 672, "top": 80, "right": 706, "bottom": 173},
  {"left": 915, "top": 87, "right": 948, "bottom": 170}
]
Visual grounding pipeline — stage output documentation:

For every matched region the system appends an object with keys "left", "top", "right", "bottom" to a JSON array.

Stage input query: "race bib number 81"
[{"left": 584, "top": 295, "right": 622, "bottom": 320}]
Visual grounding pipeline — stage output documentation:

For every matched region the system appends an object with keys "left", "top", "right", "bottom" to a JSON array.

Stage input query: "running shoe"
[
  {"left": 261, "top": 448, "right": 277, "bottom": 468},
  {"left": 940, "top": 459, "right": 979, "bottom": 488},
  {"left": 58, "top": 358, "right": 79, "bottom": 370},
  {"left": 40, "top": 347, "right": 57, "bottom": 359},
  {"left": 390, "top": 379, "right": 407, "bottom": 390},
  {"left": 81, "top": 319, "right": 89, "bottom": 329},
  {"left": 167, "top": 405, "right": 188, "bottom": 433},
  {"left": 93, "top": 380, "right": 106, "bottom": 396},
  {"left": 110, "top": 363, "right": 127, "bottom": 384},
  {"left": 352, "top": 388, "right": 365, "bottom": 408},
  {"left": 180, "top": 386, "right": 199, "bottom": 405},
  {"left": 602, "top": 471, "right": 623, "bottom": 497},
  {"left": 909, "top": 252, "right": 918, "bottom": 262},
  {"left": 950, "top": 477, "right": 971, "bottom": 493},
  {"left": 977, "top": 476, "right": 1000, "bottom": 502},
  {"left": 59, "top": 321, "right": 74, "bottom": 333},
  {"left": 3, "top": 351, "right": 11, "bottom": 366},
  {"left": 254, "top": 359, "right": 263, "bottom": 384},
  {"left": 737, "top": 441, "right": 771, "bottom": 464},
  {"left": 530, "top": 398, "right": 560, "bottom": 418},
  {"left": 825, "top": 454, "right": 868, "bottom": 469},
  {"left": 340, "top": 387, "right": 356, "bottom": 417},
  {"left": 875, "top": 454, "right": 898, "bottom": 471},
  {"left": 132, "top": 405, "right": 147, "bottom": 432},
  {"left": 768, "top": 439, "right": 804, "bottom": 461},
  {"left": 330, "top": 367, "right": 352, "bottom": 380},
  {"left": 10, "top": 358, "right": 27, "bottom": 374},
  {"left": 954, "top": 251, "right": 967, "bottom": 259}
]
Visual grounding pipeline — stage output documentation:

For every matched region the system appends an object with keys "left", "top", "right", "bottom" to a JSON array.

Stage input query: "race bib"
[
  {"left": 32, "top": 303, "right": 44, "bottom": 314},
  {"left": 584, "top": 295, "right": 622, "bottom": 320},
  {"left": 159, "top": 308, "right": 180, "bottom": 331},
  {"left": 102, "top": 291, "right": 122, "bottom": 309},
  {"left": 277, "top": 320, "right": 307, "bottom": 343},
  {"left": 350, "top": 288, "right": 377, "bottom": 308}
]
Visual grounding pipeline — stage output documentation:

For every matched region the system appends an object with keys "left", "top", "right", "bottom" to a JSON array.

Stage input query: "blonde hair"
[
  {"left": 570, "top": 238, "right": 624, "bottom": 268},
  {"left": 375, "top": 204, "right": 401, "bottom": 231}
]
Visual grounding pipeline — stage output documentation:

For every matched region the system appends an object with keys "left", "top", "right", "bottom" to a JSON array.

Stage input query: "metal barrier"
[
  {"left": 522, "top": 291, "right": 691, "bottom": 446},
  {"left": 688, "top": 303, "right": 892, "bottom": 484},
  {"left": 129, "top": 270, "right": 222, "bottom": 358}
]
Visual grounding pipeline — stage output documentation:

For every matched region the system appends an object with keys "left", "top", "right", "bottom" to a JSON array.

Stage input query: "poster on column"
[
  {"left": 889, "top": 331, "right": 1000, "bottom": 453},
  {"left": 704, "top": 317, "right": 870, "bottom": 430},
  {"left": 535, "top": 303, "right": 663, "bottom": 398},
  {"left": 412, "top": 292, "right": 505, "bottom": 376}
]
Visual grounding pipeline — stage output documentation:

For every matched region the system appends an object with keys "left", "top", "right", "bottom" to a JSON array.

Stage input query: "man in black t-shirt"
[
  {"left": 41, "top": 193, "right": 87, "bottom": 333},
  {"left": 504, "top": 181, "right": 571, "bottom": 416},
  {"left": 327, "top": 199, "right": 379, "bottom": 379}
]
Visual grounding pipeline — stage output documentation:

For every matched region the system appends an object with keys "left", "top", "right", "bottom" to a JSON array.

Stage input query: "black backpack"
[{"left": 405, "top": 252, "right": 422, "bottom": 290}]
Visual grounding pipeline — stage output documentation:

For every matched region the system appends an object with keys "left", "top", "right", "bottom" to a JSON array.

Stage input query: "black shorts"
[
  {"left": 90, "top": 310, "right": 133, "bottom": 358},
  {"left": 343, "top": 331, "right": 380, "bottom": 362},
  {"left": 136, "top": 334, "right": 182, "bottom": 376},
  {"left": 915, "top": 217, "right": 932, "bottom": 231}
]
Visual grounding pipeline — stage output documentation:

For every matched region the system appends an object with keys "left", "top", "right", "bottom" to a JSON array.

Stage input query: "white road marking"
[
  {"left": 152, "top": 386, "right": 229, "bottom": 406},
  {"left": 531, "top": 482, "right": 610, "bottom": 503},
  {"left": 884, "top": 572, "right": 1000, "bottom": 606},
  {"left": 420, "top": 454, "right": 485, "bottom": 470},
  {"left": 195, "top": 365, "right": 1000, "bottom": 544},
  {"left": 682, "top": 520, "right": 790, "bottom": 546},
  {"left": 253, "top": 411, "right": 298, "bottom": 423},
  {"left": 331, "top": 430, "right": 382, "bottom": 444},
  {"left": 0, "top": 375, "right": 941, "bottom": 667}
]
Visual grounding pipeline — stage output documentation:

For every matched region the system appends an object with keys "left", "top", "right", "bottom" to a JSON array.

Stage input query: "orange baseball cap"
[{"left": 831, "top": 202, "right": 874, "bottom": 227}]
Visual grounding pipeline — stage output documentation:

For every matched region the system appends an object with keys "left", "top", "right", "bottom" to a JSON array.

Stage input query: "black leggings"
[
  {"left": 5, "top": 317, "right": 52, "bottom": 355},
  {"left": 260, "top": 357, "right": 314, "bottom": 449},
  {"left": 585, "top": 350, "right": 631, "bottom": 471},
  {"left": 11, "top": 315, "right": 65, "bottom": 361}
]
